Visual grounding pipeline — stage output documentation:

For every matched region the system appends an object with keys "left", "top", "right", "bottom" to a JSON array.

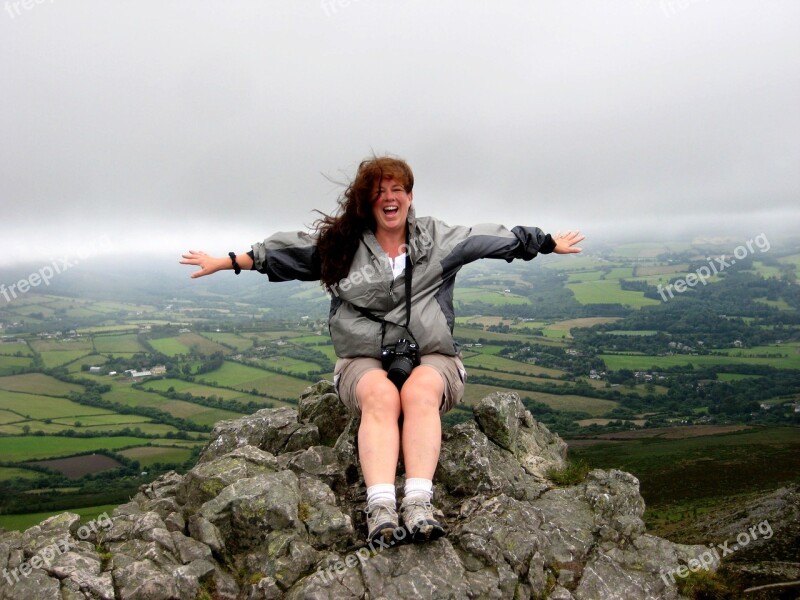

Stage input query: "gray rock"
[
  {"left": 177, "top": 445, "right": 278, "bottom": 509},
  {"left": 199, "top": 470, "right": 302, "bottom": 553},
  {"left": 0, "top": 566, "right": 60, "bottom": 600},
  {"left": 170, "top": 531, "right": 213, "bottom": 564},
  {"left": 298, "top": 476, "right": 355, "bottom": 549},
  {"left": 173, "top": 558, "right": 215, "bottom": 599},
  {"left": 112, "top": 558, "right": 181, "bottom": 599},
  {"left": 474, "top": 391, "right": 568, "bottom": 479},
  {"left": 298, "top": 383, "right": 350, "bottom": 447},
  {"left": 361, "top": 539, "right": 470, "bottom": 599},
  {"left": 474, "top": 391, "right": 525, "bottom": 451},
  {"left": 137, "top": 471, "right": 184, "bottom": 502},
  {"left": 187, "top": 515, "right": 225, "bottom": 555},
  {"left": 278, "top": 445, "right": 348, "bottom": 493},
  {"left": 438, "top": 421, "right": 548, "bottom": 501},
  {"left": 6, "top": 383, "right": 747, "bottom": 600},
  {"left": 199, "top": 407, "right": 304, "bottom": 462},
  {"left": 164, "top": 511, "right": 186, "bottom": 534}
]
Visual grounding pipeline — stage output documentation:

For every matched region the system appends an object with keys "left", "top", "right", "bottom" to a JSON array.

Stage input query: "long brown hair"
[{"left": 315, "top": 156, "right": 414, "bottom": 289}]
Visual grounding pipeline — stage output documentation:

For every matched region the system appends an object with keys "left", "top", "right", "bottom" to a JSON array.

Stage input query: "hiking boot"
[
  {"left": 365, "top": 500, "right": 398, "bottom": 545},
  {"left": 400, "top": 499, "right": 445, "bottom": 542}
]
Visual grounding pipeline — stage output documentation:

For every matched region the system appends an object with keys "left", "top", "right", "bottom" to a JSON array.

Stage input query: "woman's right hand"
[{"left": 179, "top": 250, "right": 229, "bottom": 278}]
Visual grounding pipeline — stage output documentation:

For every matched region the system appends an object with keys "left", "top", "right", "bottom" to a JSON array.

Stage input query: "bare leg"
[
  {"left": 356, "top": 369, "right": 402, "bottom": 487},
  {"left": 399, "top": 366, "right": 444, "bottom": 479}
]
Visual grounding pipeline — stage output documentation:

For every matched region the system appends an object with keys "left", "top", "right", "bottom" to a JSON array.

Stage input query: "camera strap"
[{"left": 350, "top": 251, "right": 415, "bottom": 346}]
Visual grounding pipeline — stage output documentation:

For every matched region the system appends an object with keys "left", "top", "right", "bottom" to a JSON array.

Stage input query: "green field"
[
  {"left": 94, "top": 333, "right": 148, "bottom": 354},
  {"left": 0, "top": 504, "right": 119, "bottom": 532},
  {"left": 716, "top": 373, "right": 761, "bottom": 381},
  {"left": 313, "top": 345, "right": 339, "bottom": 362},
  {"left": 117, "top": 445, "right": 194, "bottom": 467},
  {"left": 30, "top": 339, "right": 93, "bottom": 353},
  {"left": 49, "top": 414, "right": 152, "bottom": 426},
  {"left": 148, "top": 333, "right": 231, "bottom": 357},
  {"left": 0, "top": 342, "right": 32, "bottom": 356},
  {"left": 454, "top": 325, "right": 566, "bottom": 346},
  {"left": 40, "top": 350, "right": 93, "bottom": 369},
  {"left": 67, "top": 354, "right": 109, "bottom": 373},
  {"left": 454, "top": 287, "right": 530, "bottom": 306},
  {"left": 462, "top": 383, "right": 616, "bottom": 416},
  {"left": 0, "top": 373, "right": 84, "bottom": 396},
  {"left": 606, "top": 330, "right": 659, "bottom": 336},
  {"left": 256, "top": 356, "right": 328, "bottom": 376},
  {"left": 0, "top": 355, "right": 33, "bottom": 375},
  {"left": 195, "top": 361, "right": 309, "bottom": 399},
  {"left": 467, "top": 367, "right": 569, "bottom": 387},
  {"left": 567, "top": 270, "right": 605, "bottom": 283},
  {"left": 601, "top": 350, "right": 799, "bottom": 370},
  {"left": 147, "top": 337, "right": 188, "bottom": 356},
  {"left": 0, "top": 466, "right": 45, "bottom": 481},
  {"left": 462, "top": 352, "right": 564, "bottom": 377},
  {"left": 200, "top": 332, "right": 254, "bottom": 351},
  {"left": 140, "top": 378, "right": 269, "bottom": 404},
  {"left": 101, "top": 384, "right": 246, "bottom": 426},
  {"left": 0, "top": 390, "right": 115, "bottom": 421},
  {"left": 567, "top": 280, "right": 660, "bottom": 307},
  {"left": 0, "top": 435, "right": 161, "bottom": 461}
]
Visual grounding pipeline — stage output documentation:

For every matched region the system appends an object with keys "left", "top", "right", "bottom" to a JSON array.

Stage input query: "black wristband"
[
  {"left": 540, "top": 234, "right": 556, "bottom": 254},
  {"left": 228, "top": 252, "right": 242, "bottom": 275}
]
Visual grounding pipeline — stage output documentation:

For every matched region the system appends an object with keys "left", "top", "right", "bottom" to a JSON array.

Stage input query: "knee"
[
  {"left": 357, "top": 374, "right": 401, "bottom": 420},
  {"left": 400, "top": 370, "right": 444, "bottom": 414}
]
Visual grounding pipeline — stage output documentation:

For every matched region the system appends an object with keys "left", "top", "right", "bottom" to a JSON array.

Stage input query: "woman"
[{"left": 181, "top": 156, "right": 583, "bottom": 545}]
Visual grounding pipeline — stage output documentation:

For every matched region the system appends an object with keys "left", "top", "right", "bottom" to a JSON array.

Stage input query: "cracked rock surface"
[{"left": 0, "top": 382, "right": 712, "bottom": 599}]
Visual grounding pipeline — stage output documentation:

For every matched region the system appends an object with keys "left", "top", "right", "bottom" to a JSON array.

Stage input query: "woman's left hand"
[{"left": 552, "top": 231, "right": 584, "bottom": 254}]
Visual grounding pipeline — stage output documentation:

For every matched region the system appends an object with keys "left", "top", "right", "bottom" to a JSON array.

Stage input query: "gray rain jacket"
[{"left": 250, "top": 208, "right": 555, "bottom": 359}]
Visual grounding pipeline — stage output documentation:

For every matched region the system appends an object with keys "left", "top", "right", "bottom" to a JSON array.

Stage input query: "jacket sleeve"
[
  {"left": 250, "top": 231, "right": 321, "bottom": 282},
  {"left": 441, "top": 223, "right": 555, "bottom": 270}
]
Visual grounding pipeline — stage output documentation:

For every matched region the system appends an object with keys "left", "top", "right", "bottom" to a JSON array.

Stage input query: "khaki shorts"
[{"left": 334, "top": 353, "right": 467, "bottom": 416}]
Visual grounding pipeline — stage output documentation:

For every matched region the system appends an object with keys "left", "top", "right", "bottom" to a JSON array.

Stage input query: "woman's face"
[{"left": 371, "top": 176, "right": 413, "bottom": 236}]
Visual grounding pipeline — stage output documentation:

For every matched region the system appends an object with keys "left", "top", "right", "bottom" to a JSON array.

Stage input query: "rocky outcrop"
[
  {"left": 0, "top": 383, "right": 715, "bottom": 599},
  {"left": 669, "top": 484, "right": 800, "bottom": 592}
]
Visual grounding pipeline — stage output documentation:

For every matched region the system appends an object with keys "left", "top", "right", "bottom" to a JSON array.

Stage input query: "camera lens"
[{"left": 387, "top": 355, "right": 415, "bottom": 389}]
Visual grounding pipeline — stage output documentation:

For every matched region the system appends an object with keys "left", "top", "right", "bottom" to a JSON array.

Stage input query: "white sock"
[
  {"left": 366, "top": 483, "right": 396, "bottom": 507},
  {"left": 404, "top": 477, "right": 433, "bottom": 503}
]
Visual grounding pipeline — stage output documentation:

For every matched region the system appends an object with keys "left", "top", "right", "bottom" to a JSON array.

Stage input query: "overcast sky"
[{"left": 1, "top": 1, "right": 798, "bottom": 268}]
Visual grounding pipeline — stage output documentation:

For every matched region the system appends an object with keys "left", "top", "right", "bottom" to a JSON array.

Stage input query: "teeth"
[{"left": 384, "top": 207, "right": 398, "bottom": 213}]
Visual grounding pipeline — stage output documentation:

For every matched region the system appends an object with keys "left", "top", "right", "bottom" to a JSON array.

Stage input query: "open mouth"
[{"left": 383, "top": 206, "right": 399, "bottom": 215}]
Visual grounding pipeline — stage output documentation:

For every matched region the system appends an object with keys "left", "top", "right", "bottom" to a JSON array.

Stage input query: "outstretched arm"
[
  {"left": 552, "top": 231, "right": 584, "bottom": 254},
  {"left": 180, "top": 250, "right": 254, "bottom": 279}
]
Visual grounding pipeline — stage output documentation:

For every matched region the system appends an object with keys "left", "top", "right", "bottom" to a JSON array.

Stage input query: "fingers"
[
  {"left": 552, "top": 230, "right": 585, "bottom": 254},
  {"left": 180, "top": 250, "right": 213, "bottom": 277}
]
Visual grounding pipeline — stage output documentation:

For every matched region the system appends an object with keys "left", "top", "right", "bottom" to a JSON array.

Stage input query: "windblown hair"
[{"left": 315, "top": 156, "right": 414, "bottom": 290}]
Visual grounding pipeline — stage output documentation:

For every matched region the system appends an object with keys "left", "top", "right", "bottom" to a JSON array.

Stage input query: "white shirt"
[{"left": 389, "top": 252, "right": 407, "bottom": 279}]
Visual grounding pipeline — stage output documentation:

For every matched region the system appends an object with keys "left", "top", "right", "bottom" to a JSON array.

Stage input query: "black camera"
[{"left": 381, "top": 338, "right": 421, "bottom": 390}]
